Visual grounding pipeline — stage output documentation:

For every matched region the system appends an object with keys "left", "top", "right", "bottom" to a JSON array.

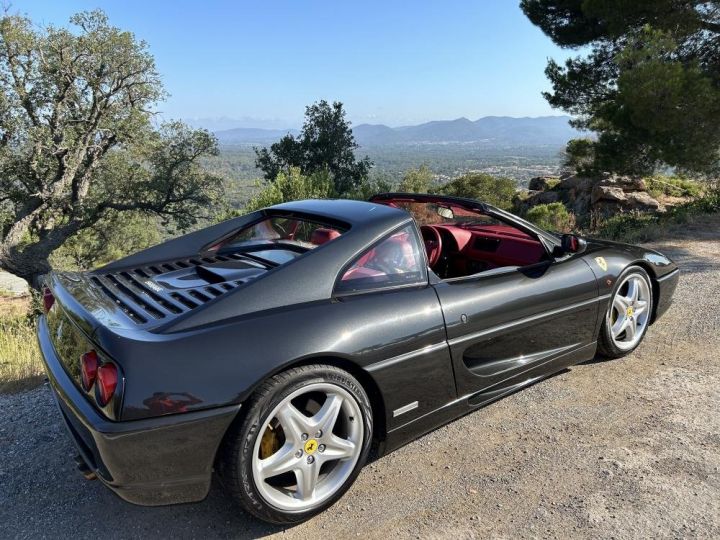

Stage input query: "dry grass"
[{"left": 0, "top": 296, "right": 44, "bottom": 394}]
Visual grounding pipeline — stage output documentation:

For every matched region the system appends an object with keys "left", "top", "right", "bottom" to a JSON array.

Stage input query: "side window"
[{"left": 335, "top": 224, "right": 427, "bottom": 294}]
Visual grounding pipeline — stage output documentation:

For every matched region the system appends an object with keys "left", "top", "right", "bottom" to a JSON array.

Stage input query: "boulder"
[
  {"left": 600, "top": 175, "right": 647, "bottom": 192},
  {"left": 557, "top": 174, "right": 594, "bottom": 192},
  {"left": 528, "top": 176, "right": 557, "bottom": 191},
  {"left": 529, "top": 190, "right": 560, "bottom": 205},
  {"left": 625, "top": 191, "right": 664, "bottom": 212},
  {"left": 591, "top": 185, "right": 627, "bottom": 204}
]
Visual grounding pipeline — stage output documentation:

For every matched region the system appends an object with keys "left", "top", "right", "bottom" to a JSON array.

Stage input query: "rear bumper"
[
  {"left": 37, "top": 315, "right": 241, "bottom": 506},
  {"left": 654, "top": 268, "right": 680, "bottom": 322}
]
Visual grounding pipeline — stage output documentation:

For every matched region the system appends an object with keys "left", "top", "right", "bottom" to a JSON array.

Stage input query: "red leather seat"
[{"left": 310, "top": 228, "right": 341, "bottom": 245}]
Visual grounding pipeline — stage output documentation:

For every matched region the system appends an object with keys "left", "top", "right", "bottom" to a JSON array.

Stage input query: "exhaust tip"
[{"left": 74, "top": 454, "right": 97, "bottom": 481}]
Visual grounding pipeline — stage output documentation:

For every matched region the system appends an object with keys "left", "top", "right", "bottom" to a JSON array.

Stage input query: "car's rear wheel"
[
  {"left": 598, "top": 266, "right": 653, "bottom": 358},
  {"left": 219, "top": 364, "right": 372, "bottom": 524}
]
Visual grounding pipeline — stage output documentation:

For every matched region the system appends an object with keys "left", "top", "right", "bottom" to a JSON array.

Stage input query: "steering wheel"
[{"left": 420, "top": 225, "right": 443, "bottom": 268}]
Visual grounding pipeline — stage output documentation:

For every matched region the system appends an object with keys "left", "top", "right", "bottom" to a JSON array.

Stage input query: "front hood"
[{"left": 582, "top": 237, "right": 677, "bottom": 276}]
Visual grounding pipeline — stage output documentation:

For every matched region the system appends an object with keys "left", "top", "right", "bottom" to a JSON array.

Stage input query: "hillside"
[{"left": 213, "top": 115, "right": 582, "bottom": 147}]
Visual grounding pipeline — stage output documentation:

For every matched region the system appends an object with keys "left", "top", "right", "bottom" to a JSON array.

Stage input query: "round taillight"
[
  {"left": 43, "top": 287, "right": 55, "bottom": 313},
  {"left": 80, "top": 351, "right": 98, "bottom": 391},
  {"left": 96, "top": 362, "right": 118, "bottom": 406}
]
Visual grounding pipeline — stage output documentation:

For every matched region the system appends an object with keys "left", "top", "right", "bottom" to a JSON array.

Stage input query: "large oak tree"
[
  {"left": 521, "top": 0, "right": 720, "bottom": 175},
  {"left": 0, "top": 11, "right": 222, "bottom": 287}
]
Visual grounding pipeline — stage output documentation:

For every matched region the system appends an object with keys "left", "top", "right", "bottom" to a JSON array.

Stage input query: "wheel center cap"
[
  {"left": 304, "top": 439, "right": 319, "bottom": 455},
  {"left": 626, "top": 306, "right": 634, "bottom": 318}
]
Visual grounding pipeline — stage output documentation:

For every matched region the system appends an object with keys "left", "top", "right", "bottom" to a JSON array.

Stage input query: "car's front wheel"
[
  {"left": 598, "top": 266, "right": 654, "bottom": 358},
  {"left": 219, "top": 364, "right": 373, "bottom": 524}
]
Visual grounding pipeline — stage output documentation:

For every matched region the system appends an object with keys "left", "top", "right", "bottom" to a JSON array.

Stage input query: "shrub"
[
  {"left": 525, "top": 202, "right": 576, "bottom": 233},
  {"left": 0, "top": 298, "right": 43, "bottom": 393},
  {"left": 436, "top": 172, "right": 516, "bottom": 210},
  {"left": 398, "top": 165, "right": 433, "bottom": 193},
  {"left": 645, "top": 175, "right": 704, "bottom": 199},
  {"left": 244, "top": 168, "right": 334, "bottom": 213}
]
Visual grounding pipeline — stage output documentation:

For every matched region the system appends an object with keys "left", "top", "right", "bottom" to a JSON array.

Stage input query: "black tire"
[
  {"left": 597, "top": 265, "right": 653, "bottom": 359},
  {"left": 217, "top": 364, "right": 373, "bottom": 525}
]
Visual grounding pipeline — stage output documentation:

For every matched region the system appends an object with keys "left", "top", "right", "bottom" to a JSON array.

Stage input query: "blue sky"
[{"left": 17, "top": 1, "right": 572, "bottom": 129}]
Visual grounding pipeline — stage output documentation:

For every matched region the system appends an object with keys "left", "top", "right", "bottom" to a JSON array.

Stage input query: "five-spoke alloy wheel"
[
  {"left": 219, "top": 365, "right": 372, "bottom": 524},
  {"left": 599, "top": 266, "right": 654, "bottom": 358}
]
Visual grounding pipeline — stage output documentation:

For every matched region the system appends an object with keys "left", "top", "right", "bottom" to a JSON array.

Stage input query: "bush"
[
  {"left": 593, "top": 211, "right": 660, "bottom": 243},
  {"left": 51, "top": 212, "right": 162, "bottom": 271},
  {"left": 525, "top": 203, "right": 576, "bottom": 233},
  {"left": 244, "top": 168, "right": 335, "bottom": 213},
  {"left": 344, "top": 172, "right": 394, "bottom": 201},
  {"left": 645, "top": 175, "right": 704, "bottom": 199},
  {"left": 436, "top": 172, "right": 516, "bottom": 210},
  {"left": 591, "top": 185, "right": 720, "bottom": 243},
  {"left": 562, "top": 138, "right": 597, "bottom": 176},
  {"left": 0, "top": 298, "right": 43, "bottom": 393},
  {"left": 398, "top": 165, "right": 433, "bottom": 193}
]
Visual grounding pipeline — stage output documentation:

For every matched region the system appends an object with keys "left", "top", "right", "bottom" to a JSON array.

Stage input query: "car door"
[{"left": 432, "top": 252, "right": 599, "bottom": 397}]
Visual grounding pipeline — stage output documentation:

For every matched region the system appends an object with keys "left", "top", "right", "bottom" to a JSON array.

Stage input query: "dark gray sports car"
[{"left": 38, "top": 193, "right": 679, "bottom": 524}]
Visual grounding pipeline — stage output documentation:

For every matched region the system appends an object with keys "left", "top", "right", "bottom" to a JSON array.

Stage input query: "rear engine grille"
[{"left": 92, "top": 254, "right": 243, "bottom": 325}]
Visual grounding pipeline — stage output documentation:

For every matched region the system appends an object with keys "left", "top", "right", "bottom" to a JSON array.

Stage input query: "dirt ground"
[{"left": 1, "top": 216, "right": 718, "bottom": 539}]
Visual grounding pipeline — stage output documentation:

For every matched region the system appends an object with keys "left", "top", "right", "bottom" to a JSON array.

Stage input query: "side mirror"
[{"left": 559, "top": 233, "right": 587, "bottom": 255}]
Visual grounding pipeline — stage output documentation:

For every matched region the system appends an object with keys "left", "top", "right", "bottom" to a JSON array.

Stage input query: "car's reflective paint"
[{"left": 38, "top": 196, "right": 679, "bottom": 506}]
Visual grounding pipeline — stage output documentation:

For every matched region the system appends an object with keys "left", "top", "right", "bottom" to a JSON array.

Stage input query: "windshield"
[{"left": 387, "top": 200, "right": 505, "bottom": 229}]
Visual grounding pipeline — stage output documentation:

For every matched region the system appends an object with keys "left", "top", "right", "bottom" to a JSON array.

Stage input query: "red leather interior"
[
  {"left": 435, "top": 224, "right": 545, "bottom": 270},
  {"left": 311, "top": 228, "right": 341, "bottom": 245},
  {"left": 341, "top": 231, "right": 416, "bottom": 281}
]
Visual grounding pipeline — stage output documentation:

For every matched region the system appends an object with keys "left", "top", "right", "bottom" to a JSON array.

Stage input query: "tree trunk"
[{"left": 0, "top": 249, "right": 52, "bottom": 290}]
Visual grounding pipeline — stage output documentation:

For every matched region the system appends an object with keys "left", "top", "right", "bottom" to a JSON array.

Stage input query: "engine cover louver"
[{"left": 90, "top": 253, "right": 259, "bottom": 325}]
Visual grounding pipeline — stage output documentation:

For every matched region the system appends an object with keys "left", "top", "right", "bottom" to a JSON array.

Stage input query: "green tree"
[
  {"left": 255, "top": 100, "right": 373, "bottom": 195},
  {"left": 344, "top": 172, "right": 394, "bottom": 201},
  {"left": 50, "top": 211, "right": 162, "bottom": 271},
  {"left": 562, "top": 138, "right": 597, "bottom": 176},
  {"left": 436, "top": 173, "right": 516, "bottom": 209},
  {"left": 398, "top": 165, "right": 433, "bottom": 193},
  {"left": 521, "top": 0, "right": 720, "bottom": 175},
  {"left": 244, "top": 168, "right": 334, "bottom": 213},
  {"left": 0, "top": 11, "right": 222, "bottom": 287},
  {"left": 525, "top": 202, "right": 576, "bottom": 233}
]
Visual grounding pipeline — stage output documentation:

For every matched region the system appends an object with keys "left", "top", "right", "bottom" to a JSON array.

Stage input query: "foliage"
[
  {"left": 526, "top": 202, "right": 576, "bottom": 233},
  {"left": 255, "top": 100, "right": 373, "bottom": 195},
  {"left": 592, "top": 184, "right": 720, "bottom": 243},
  {"left": 435, "top": 172, "right": 516, "bottom": 209},
  {"left": 343, "top": 172, "right": 394, "bottom": 201},
  {"left": 0, "top": 11, "right": 222, "bottom": 286},
  {"left": 562, "top": 138, "right": 597, "bottom": 176},
  {"left": 50, "top": 212, "right": 162, "bottom": 271},
  {"left": 244, "top": 168, "right": 334, "bottom": 213},
  {"left": 645, "top": 175, "right": 704, "bottom": 199},
  {"left": 398, "top": 165, "right": 433, "bottom": 193},
  {"left": 0, "top": 297, "right": 42, "bottom": 393},
  {"left": 522, "top": 0, "right": 720, "bottom": 176}
]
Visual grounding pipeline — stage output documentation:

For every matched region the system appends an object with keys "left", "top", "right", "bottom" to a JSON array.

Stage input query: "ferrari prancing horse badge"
[{"left": 595, "top": 256, "right": 608, "bottom": 272}]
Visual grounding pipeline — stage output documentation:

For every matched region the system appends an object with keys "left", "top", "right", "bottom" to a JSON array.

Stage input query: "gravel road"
[{"left": 1, "top": 218, "right": 718, "bottom": 539}]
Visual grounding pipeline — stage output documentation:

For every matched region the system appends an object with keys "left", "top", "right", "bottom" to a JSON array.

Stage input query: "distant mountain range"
[{"left": 213, "top": 115, "right": 582, "bottom": 148}]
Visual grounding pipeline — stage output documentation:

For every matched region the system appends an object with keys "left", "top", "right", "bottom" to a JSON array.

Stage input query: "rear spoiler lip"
[
  {"left": 45, "top": 272, "right": 146, "bottom": 340},
  {"left": 46, "top": 272, "right": 102, "bottom": 338}
]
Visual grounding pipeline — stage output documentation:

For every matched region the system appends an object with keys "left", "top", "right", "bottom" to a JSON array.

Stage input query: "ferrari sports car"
[{"left": 38, "top": 193, "right": 679, "bottom": 524}]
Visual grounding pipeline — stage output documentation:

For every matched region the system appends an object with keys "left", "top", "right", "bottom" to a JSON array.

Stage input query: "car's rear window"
[{"left": 218, "top": 216, "right": 348, "bottom": 251}]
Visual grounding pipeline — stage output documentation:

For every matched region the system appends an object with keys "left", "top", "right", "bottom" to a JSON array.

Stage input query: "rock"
[
  {"left": 557, "top": 174, "right": 594, "bottom": 192},
  {"left": 591, "top": 185, "right": 627, "bottom": 204},
  {"left": 528, "top": 176, "right": 557, "bottom": 191},
  {"left": 625, "top": 191, "right": 664, "bottom": 212},
  {"left": 527, "top": 190, "right": 560, "bottom": 206},
  {"left": 601, "top": 175, "right": 647, "bottom": 192}
]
